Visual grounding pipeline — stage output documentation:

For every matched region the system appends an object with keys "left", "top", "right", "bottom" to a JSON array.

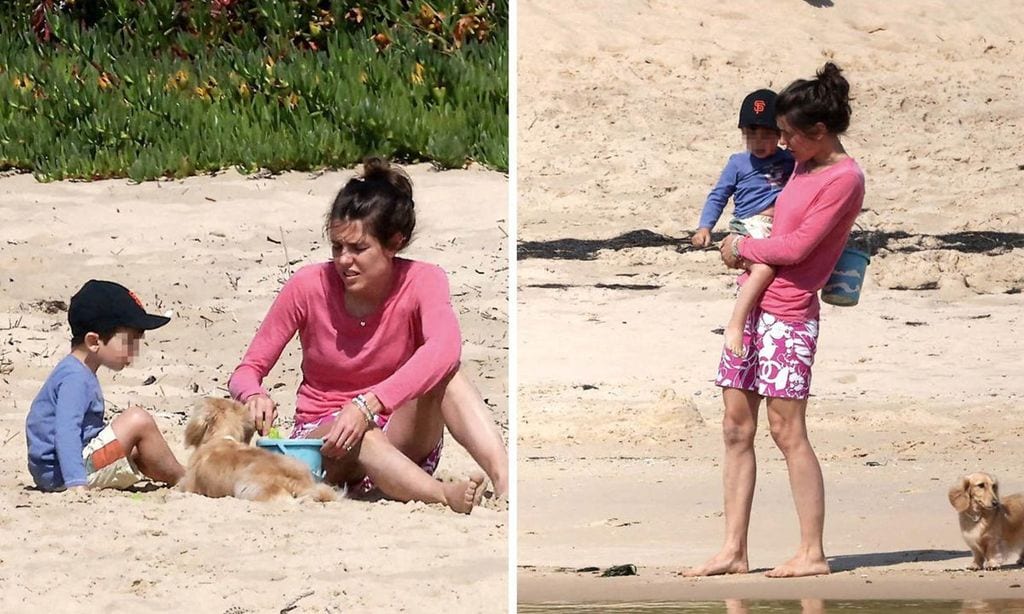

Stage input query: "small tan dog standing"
[
  {"left": 178, "top": 398, "right": 336, "bottom": 503},
  {"left": 948, "top": 472, "right": 1024, "bottom": 569}
]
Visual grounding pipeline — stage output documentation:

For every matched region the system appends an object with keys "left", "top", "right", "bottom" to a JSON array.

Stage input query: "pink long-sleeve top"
[
  {"left": 228, "top": 258, "right": 461, "bottom": 424},
  {"left": 738, "top": 156, "right": 865, "bottom": 322}
]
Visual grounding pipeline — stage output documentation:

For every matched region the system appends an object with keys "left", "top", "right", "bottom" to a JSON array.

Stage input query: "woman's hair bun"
[{"left": 361, "top": 156, "right": 412, "bottom": 199}]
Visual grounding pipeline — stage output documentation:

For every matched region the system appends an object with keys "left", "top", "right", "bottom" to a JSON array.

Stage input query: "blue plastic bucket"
[
  {"left": 821, "top": 247, "right": 870, "bottom": 306},
  {"left": 255, "top": 438, "right": 325, "bottom": 482}
]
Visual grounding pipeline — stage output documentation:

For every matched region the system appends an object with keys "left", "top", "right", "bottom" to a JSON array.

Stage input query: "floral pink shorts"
[
  {"left": 291, "top": 411, "right": 443, "bottom": 496},
  {"left": 715, "top": 308, "right": 819, "bottom": 399}
]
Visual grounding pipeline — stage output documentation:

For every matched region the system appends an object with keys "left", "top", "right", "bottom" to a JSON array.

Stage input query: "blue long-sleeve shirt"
[
  {"left": 25, "top": 354, "right": 105, "bottom": 490},
  {"left": 697, "top": 150, "right": 795, "bottom": 230}
]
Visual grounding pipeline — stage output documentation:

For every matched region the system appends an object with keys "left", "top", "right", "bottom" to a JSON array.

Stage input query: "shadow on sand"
[{"left": 827, "top": 548, "right": 968, "bottom": 572}]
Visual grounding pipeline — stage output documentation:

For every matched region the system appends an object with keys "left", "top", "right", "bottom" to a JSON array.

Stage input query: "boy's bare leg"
[
  {"left": 764, "top": 397, "right": 830, "bottom": 578},
  {"left": 682, "top": 388, "right": 761, "bottom": 576},
  {"left": 110, "top": 406, "right": 185, "bottom": 485},
  {"left": 725, "top": 263, "right": 774, "bottom": 356}
]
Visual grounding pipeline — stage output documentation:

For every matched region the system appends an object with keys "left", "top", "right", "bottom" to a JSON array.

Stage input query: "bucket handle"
[{"left": 849, "top": 221, "right": 880, "bottom": 256}]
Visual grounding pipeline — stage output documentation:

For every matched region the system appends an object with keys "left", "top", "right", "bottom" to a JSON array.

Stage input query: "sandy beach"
[
  {"left": 0, "top": 165, "right": 508, "bottom": 612},
  {"left": 517, "top": 0, "right": 1024, "bottom": 606}
]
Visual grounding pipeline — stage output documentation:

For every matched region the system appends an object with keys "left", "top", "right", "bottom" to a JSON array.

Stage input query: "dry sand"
[
  {"left": 517, "top": 0, "right": 1024, "bottom": 606},
  {"left": 0, "top": 165, "right": 508, "bottom": 613}
]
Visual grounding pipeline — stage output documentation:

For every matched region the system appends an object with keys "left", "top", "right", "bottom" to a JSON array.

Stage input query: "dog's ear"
[
  {"left": 240, "top": 403, "right": 257, "bottom": 444},
  {"left": 949, "top": 475, "right": 971, "bottom": 513},
  {"left": 990, "top": 475, "right": 1001, "bottom": 503},
  {"left": 184, "top": 399, "right": 215, "bottom": 448}
]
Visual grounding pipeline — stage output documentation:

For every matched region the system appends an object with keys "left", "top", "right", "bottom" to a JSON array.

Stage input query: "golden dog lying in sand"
[
  {"left": 949, "top": 472, "right": 1024, "bottom": 569},
  {"left": 178, "top": 398, "right": 336, "bottom": 503}
]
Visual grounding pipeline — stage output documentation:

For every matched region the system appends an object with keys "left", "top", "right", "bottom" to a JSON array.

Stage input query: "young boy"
[
  {"left": 25, "top": 280, "right": 185, "bottom": 491},
  {"left": 692, "top": 89, "right": 795, "bottom": 355}
]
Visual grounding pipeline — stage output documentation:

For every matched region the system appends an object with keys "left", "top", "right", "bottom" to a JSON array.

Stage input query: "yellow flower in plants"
[
  {"left": 416, "top": 3, "right": 444, "bottom": 33},
  {"left": 194, "top": 86, "right": 210, "bottom": 101},
  {"left": 13, "top": 75, "right": 34, "bottom": 90},
  {"left": 175, "top": 69, "right": 189, "bottom": 85},
  {"left": 286, "top": 92, "right": 300, "bottom": 109},
  {"left": 98, "top": 73, "right": 112, "bottom": 89},
  {"left": 411, "top": 62, "right": 425, "bottom": 85},
  {"left": 238, "top": 82, "right": 251, "bottom": 97},
  {"left": 359, "top": 71, "right": 368, "bottom": 83}
]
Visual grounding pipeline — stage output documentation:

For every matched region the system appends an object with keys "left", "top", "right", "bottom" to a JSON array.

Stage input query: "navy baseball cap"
[
  {"left": 68, "top": 280, "right": 170, "bottom": 338},
  {"left": 738, "top": 89, "right": 779, "bottom": 129}
]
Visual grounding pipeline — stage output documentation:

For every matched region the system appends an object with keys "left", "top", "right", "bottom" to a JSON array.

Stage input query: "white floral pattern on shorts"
[{"left": 715, "top": 308, "right": 819, "bottom": 399}]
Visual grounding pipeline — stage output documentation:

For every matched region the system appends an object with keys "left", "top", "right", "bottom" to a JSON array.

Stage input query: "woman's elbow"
[
  {"left": 445, "top": 346, "right": 462, "bottom": 375},
  {"left": 440, "top": 337, "right": 462, "bottom": 375}
]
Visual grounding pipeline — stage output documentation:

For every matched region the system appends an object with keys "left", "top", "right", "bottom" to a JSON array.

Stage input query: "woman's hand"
[
  {"left": 691, "top": 228, "right": 712, "bottom": 248},
  {"left": 245, "top": 394, "right": 278, "bottom": 436},
  {"left": 720, "top": 234, "right": 746, "bottom": 269},
  {"left": 321, "top": 404, "right": 370, "bottom": 459}
]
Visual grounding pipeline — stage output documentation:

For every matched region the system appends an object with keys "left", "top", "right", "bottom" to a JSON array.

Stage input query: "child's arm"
[
  {"left": 694, "top": 158, "right": 740, "bottom": 246},
  {"left": 53, "top": 376, "right": 93, "bottom": 488},
  {"left": 724, "top": 263, "right": 775, "bottom": 355}
]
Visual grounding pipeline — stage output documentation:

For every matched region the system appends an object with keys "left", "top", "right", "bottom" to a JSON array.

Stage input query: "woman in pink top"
[
  {"left": 229, "top": 158, "right": 508, "bottom": 514},
  {"left": 685, "top": 63, "right": 865, "bottom": 577}
]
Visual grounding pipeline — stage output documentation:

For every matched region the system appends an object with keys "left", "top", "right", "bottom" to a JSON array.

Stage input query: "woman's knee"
[
  {"left": 362, "top": 427, "right": 388, "bottom": 449},
  {"left": 436, "top": 366, "right": 477, "bottom": 405},
  {"left": 768, "top": 420, "right": 807, "bottom": 452},
  {"left": 721, "top": 416, "right": 756, "bottom": 448}
]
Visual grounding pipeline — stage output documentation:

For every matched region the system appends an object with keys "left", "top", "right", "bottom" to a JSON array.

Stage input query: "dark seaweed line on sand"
[{"left": 516, "top": 229, "right": 1024, "bottom": 261}]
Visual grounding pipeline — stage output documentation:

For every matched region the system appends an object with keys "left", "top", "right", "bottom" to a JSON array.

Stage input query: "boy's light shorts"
[
  {"left": 729, "top": 214, "right": 773, "bottom": 239},
  {"left": 83, "top": 425, "right": 145, "bottom": 490}
]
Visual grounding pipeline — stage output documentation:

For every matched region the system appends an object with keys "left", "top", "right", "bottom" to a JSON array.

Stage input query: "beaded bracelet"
[{"left": 352, "top": 394, "right": 377, "bottom": 426}]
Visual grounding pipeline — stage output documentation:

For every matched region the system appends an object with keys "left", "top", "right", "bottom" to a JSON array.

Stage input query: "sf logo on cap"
[
  {"left": 753, "top": 99, "right": 766, "bottom": 114},
  {"left": 128, "top": 290, "right": 145, "bottom": 309}
]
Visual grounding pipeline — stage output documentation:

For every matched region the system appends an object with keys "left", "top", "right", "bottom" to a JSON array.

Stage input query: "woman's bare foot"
[
  {"left": 443, "top": 473, "right": 486, "bottom": 514},
  {"left": 765, "top": 553, "right": 830, "bottom": 578},
  {"left": 724, "top": 324, "right": 745, "bottom": 356},
  {"left": 681, "top": 551, "right": 749, "bottom": 577},
  {"left": 493, "top": 478, "right": 509, "bottom": 499}
]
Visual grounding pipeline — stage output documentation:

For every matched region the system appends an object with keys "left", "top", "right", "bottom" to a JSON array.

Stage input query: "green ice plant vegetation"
[{"left": 0, "top": 0, "right": 507, "bottom": 182}]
